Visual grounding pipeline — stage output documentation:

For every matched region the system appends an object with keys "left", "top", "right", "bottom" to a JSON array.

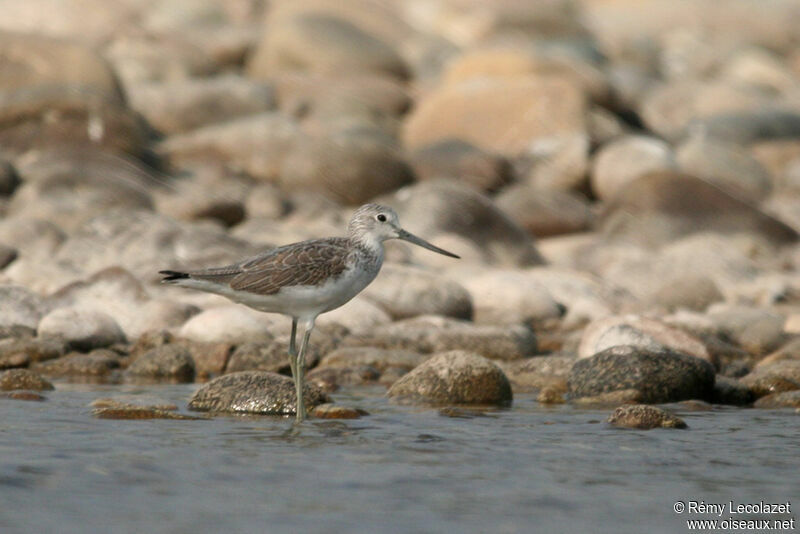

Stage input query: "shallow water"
[{"left": 1, "top": 383, "right": 797, "bottom": 534}]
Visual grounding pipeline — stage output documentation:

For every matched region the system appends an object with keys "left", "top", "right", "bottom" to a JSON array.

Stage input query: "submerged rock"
[
  {"left": 188, "top": 371, "right": 328, "bottom": 415},
  {"left": 32, "top": 351, "right": 120, "bottom": 378},
  {"left": 310, "top": 403, "right": 367, "bottom": 419},
  {"left": 387, "top": 350, "right": 512, "bottom": 406},
  {"left": 607, "top": 405, "right": 687, "bottom": 430},
  {"left": 568, "top": 345, "right": 715, "bottom": 403}
]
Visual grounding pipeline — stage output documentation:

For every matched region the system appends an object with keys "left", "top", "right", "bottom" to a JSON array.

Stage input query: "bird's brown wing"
[{"left": 189, "top": 238, "right": 351, "bottom": 295}]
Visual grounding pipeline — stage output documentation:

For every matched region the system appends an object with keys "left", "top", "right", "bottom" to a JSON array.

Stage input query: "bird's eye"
[{"left": 376, "top": 214, "right": 387, "bottom": 222}]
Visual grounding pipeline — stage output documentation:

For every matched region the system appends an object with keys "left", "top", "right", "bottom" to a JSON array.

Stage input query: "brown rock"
[
  {"left": 495, "top": 186, "right": 592, "bottom": 238},
  {"left": 387, "top": 180, "right": 544, "bottom": 266},
  {"left": 753, "top": 390, "right": 800, "bottom": 409},
  {"left": 499, "top": 355, "right": 575, "bottom": 393},
  {"left": 408, "top": 140, "right": 511, "bottom": 193},
  {"left": 225, "top": 341, "right": 291, "bottom": 374},
  {"left": 0, "top": 369, "right": 54, "bottom": 391},
  {"left": 590, "top": 135, "right": 676, "bottom": 201},
  {"left": 306, "top": 365, "right": 380, "bottom": 392},
  {"left": 278, "top": 132, "right": 413, "bottom": 205},
  {"left": 248, "top": 12, "right": 408, "bottom": 80},
  {"left": 600, "top": 172, "right": 798, "bottom": 247},
  {"left": 403, "top": 76, "right": 586, "bottom": 157},
  {"left": 32, "top": 351, "right": 120, "bottom": 378},
  {"left": 125, "top": 345, "right": 195, "bottom": 383}
]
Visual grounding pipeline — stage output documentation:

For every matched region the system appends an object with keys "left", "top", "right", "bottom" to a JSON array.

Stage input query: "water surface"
[{"left": 1, "top": 384, "right": 797, "bottom": 533}]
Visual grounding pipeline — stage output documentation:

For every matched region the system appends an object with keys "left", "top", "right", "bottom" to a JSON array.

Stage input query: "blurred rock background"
[{"left": 1, "top": 0, "right": 799, "bottom": 409}]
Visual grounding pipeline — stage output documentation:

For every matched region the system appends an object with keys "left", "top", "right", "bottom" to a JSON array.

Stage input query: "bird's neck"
[{"left": 350, "top": 233, "right": 384, "bottom": 259}]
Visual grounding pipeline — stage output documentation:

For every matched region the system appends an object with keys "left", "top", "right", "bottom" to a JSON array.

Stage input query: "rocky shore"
[{"left": 1, "top": 0, "right": 800, "bottom": 425}]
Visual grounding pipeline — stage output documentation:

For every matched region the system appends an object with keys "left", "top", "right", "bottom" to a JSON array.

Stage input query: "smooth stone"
[
  {"left": 314, "top": 296, "right": 391, "bottom": 336},
  {"left": 740, "top": 361, "right": 800, "bottom": 398},
  {"left": 403, "top": 76, "right": 586, "bottom": 157},
  {"left": 105, "top": 33, "right": 218, "bottom": 86},
  {"left": 361, "top": 263, "right": 472, "bottom": 320},
  {"left": 0, "top": 369, "right": 54, "bottom": 391},
  {"left": 685, "top": 109, "right": 800, "bottom": 145},
  {"left": 187, "top": 371, "right": 329, "bottom": 415},
  {"left": 225, "top": 342, "right": 290, "bottom": 374},
  {"left": 154, "top": 165, "right": 253, "bottom": 228},
  {"left": 343, "top": 315, "right": 537, "bottom": 361},
  {"left": 456, "top": 269, "right": 564, "bottom": 325},
  {"left": 0, "top": 217, "right": 65, "bottom": 262},
  {"left": 646, "top": 275, "right": 724, "bottom": 312},
  {"left": 128, "top": 75, "right": 276, "bottom": 134},
  {"left": 0, "top": 244, "right": 17, "bottom": 269},
  {"left": 125, "top": 345, "right": 195, "bottom": 383},
  {"left": 178, "top": 306, "right": 275, "bottom": 344},
  {"left": 524, "top": 133, "right": 591, "bottom": 192},
  {"left": 318, "top": 347, "right": 428, "bottom": 375},
  {"left": 32, "top": 351, "right": 120, "bottom": 378},
  {"left": 600, "top": 172, "right": 798, "bottom": 247},
  {"left": 387, "top": 351, "right": 512, "bottom": 406},
  {"left": 536, "top": 384, "right": 567, "bottom": 404},
  {"left": 711, "top": 375, "right": 755, "bottom": 406},
  {"left": 590, "top": 135, "right": 676, "bottom": 201},
  {"left": 578, "top": 316, "right": 712, "bottom": 363},
  {"left": 9, "top": 149, "right": 155, "bottom": 233},
  {"left": 495, "top": 186, "right": 592, "bottom": 238},
  {"left": 499, "top": 355, "right": 575, "bottom": 393},
  {"left": 38, "top": 307, "right": 126, "bottom": 352},
  {"left": 278, "top": 132, "right": 413, "bottom": 205},
  {"left": 0, "top": 159, "right": 18, "bottom": 196},
  {"left": 248, "top": 12, "right": 408, "bottom": 80},
  {"left": 568, "top": 345, "right": 716, "bottom": 404},
  {"left": 158, "top": 112, "right": 300, "bottom": 182},
  {"left": 48, "top": 267, "right": 199, "bottom": 341},
  {"left": 756, "top": 337, "right": 800, "bottom": 367},
  {"left": 707, "top": 305, "right": 787, "bottom": 356},
  {"left": 607, "top": 405, "right": 687, "bottom": 430},
  {"left": 387, "top": 180, "right": 544, "bottom": 266},
  {"left": 310, "top": 403, "right": 367, "bottom": 419},
  {"left": 408, "top": 140, "right": 511, "bottom": 193},
  {"left": 676, "top": 135, "right": 773, "bottom": 202},
  {"left": 0, "top": 285, "right": 46, "bottom": 330},
  {"left": 51, "top": 210, "right": 256, "bottom": 288},
  {"left": 753, "top": 390, "right": 800, "bottom": 409},
  {"left": 0, "top": 338, "right": 64, "bottom": 369},
  {"left": 180, "top": 342, "right": 231, "bottom": 380},
  {"left": 640, "top": 80, "right": 768, "bottom": 140}
]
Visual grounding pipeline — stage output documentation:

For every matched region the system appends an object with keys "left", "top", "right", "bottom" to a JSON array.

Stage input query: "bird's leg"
[
  {"left": 288, "top": 318, "right": 298, "bottom": 380},
  {"left": 294, "top": 321, "right": 314, "bottom": 423}
]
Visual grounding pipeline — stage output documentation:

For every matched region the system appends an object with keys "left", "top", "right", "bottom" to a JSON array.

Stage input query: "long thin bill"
[{"left": 397, "top": 229, "right": 460, "bottom": 258}]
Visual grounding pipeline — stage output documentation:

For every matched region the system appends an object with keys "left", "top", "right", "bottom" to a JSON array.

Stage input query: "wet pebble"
[{"left": 607, "top": 405, "right": 687, "bottom": 430}]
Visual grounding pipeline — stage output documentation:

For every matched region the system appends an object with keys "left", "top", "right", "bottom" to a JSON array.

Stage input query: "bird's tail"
[{"left": 159, "top": 270, "right": 190, "bottom": 283}]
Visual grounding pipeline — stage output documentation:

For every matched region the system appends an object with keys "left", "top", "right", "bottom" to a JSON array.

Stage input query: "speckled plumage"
[{"left": 160, "top": 203, "right": 459, "bottom": 422}]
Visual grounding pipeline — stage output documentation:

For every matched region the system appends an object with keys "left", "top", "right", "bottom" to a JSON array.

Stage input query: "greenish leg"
[
  {"left": 288, "top": 318, "right": 298, "bottom": 380},
  {"left": 294, "top": 326, "right": 313, "bottom": 423}
]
